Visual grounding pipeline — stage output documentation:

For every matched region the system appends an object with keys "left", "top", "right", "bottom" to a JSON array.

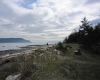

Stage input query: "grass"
[
  {"left": 59, "top": 59, "right": 100, "bottom": 80},
  {"left": 0, "top": 62, "right": 19, "bottom": 80},
  {"left": 59, "top": 44, "right": 100, "bottom": 80},
  {"left": 0, "top": 44, "right": 100, "bottom": 80}
]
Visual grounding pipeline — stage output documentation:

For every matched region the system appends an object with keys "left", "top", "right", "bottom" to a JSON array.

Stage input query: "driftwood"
[{"left": 75, "top": 49, "right": 81, "bottom": 55}]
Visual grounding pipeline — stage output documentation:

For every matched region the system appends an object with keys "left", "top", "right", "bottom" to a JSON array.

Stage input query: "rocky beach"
[{"left": 0, "top": 44, "right": 52, "bottom": 58}]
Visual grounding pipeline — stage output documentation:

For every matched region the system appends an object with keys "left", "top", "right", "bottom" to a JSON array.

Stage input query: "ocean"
[{"left": 0, "top": 43, "right": 35, "bottom": 51}]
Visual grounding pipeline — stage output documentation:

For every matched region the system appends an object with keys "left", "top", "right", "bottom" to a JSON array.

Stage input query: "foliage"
[
  {"left": 67, "top": 32, "right": 78, "bottom": 43},
  {"left": 64, "top": 17, "right": 100, "bottom": 54},
  {"left": 55, "top": 42, "right": 67, "bottom": 51}
]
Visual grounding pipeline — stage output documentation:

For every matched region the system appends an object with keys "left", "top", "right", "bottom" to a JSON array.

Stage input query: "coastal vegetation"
[
  {"left": 0, "top": 43, "right": 100, "bottom": 80},
  {"left": 0, "top": 17, "right": 100, "bottom": 80}
]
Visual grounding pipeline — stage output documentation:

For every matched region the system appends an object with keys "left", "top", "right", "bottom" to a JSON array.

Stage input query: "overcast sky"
[{"left": 0, "top": 0, "right": 100, "bottom": 44}]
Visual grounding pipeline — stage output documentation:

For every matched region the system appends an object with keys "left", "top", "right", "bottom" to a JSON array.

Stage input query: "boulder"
[
  {"left": 57, "top": 51, "right": 60, "bottom": 54},
  {"left": 53, "top": 49, "right": 61, "bottom": 54},
  {"left": 5, "top": 74, "right": 21, "bottom": 80}
]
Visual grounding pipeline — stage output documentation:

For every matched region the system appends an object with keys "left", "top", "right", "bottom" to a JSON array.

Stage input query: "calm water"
[{"left": 0, "top": 43, "right": 35, "bottom": 51}]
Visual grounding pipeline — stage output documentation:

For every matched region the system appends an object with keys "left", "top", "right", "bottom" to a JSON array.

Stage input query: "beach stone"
[
  {"left": 5, "top": 74, "right": 21, "bottom": 80},
  {"left": 53, "top": 49, "right": 60, "bottom": 54},
  {"left": 53, "top": 49, "right": 57, "bottom": 54},
  {"left": 57, "top": 51, "right": 60, "bottom": 54},
  {"left": 6, "top": 54, "right": 10, "bottom": 57}
]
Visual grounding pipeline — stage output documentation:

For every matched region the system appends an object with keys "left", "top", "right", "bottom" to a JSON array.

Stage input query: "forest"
[{"left": 63, "top": 17, "right": 100, "bottom": 54}]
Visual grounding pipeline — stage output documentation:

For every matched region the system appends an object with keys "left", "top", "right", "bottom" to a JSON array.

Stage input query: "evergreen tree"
[
  {"left": 67, "top": 31, "right": 78, "bottom": 43},
  {"left": 64, "top": 17, "right": 100, "bottom": 54}
]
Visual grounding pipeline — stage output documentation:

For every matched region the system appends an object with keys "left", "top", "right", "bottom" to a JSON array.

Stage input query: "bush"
[{"left": 55, "top": 42, "right": 67, "bottom": 51}]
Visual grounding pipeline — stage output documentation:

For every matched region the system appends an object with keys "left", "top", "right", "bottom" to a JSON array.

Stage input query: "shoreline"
[{"left": 0, "top": 44, "right": 53, "bottom": 59}]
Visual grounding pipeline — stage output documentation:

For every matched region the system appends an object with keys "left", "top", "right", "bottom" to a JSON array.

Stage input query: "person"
[{"left": 47, "top": 43, "right": 48, "bottom": 45}]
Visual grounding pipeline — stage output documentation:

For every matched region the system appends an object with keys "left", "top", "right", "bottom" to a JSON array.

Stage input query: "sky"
[{"left": 0, "top": 0, "right": 100, "bottom": 44}]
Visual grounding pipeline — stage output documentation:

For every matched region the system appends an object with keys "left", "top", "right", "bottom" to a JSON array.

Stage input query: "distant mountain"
[{"left": 0, "top": 38, "right": 31, "bottom": 43}]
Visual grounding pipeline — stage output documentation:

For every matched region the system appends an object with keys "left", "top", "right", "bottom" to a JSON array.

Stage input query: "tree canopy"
[{"left": 64, "top": 17, "right": 100, "bottom": 54}]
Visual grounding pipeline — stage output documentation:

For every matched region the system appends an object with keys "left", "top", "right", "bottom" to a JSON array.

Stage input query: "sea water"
[{"left": 0, "top": 43, "right": 34, "bottom": 51}]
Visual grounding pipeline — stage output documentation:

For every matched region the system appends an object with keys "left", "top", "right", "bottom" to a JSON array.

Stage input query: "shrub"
[{"left": 55, "top": 42, "right": 67, "bottom": 51}]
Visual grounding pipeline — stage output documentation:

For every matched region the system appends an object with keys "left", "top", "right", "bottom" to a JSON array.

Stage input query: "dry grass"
[{"left": 0, "top": 44, "right": 100, "bottom": 80}]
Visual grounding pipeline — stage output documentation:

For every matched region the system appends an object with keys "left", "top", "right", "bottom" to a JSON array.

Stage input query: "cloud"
[{"left": 0, "top": 0, "right": 100, "bottom": 43}]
